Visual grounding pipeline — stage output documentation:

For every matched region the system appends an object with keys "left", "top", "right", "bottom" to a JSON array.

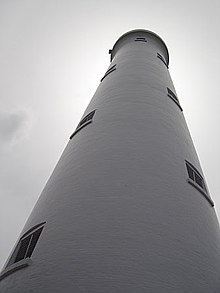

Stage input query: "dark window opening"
[
  {"left": 186, "top": 161, "right": 207, "bottom": 191},
  {"left": 195, "top": 173, "right": 204, "bottom": 190},
  {"left": 135, "top": 37, "right": 147, "bottom": 42},
  {"left": 185, "top": 161, "right": 207, "bottom": 192},
  {"left": 6, "top": 223, "right": 45, "bottom": 268},
  {"left": 14, "top": 236, "right": 31, "bottom": 263},
  {"left": 157, "top": 53, "right": 168, "bottom": 68},
  {"left": 167, "top": 87, "right": 183, "bottom": 111},
  {"left": 186, "top": 163, "right": 194, "bottom": 180},
  {"left": 101, "top": 64, "right": 116, "bottom": 82},
  {"left": 77, "top": 110, "right": 95, "bottom": 128},
  {"left": 26, "top": 227, "right": 43, "bottom": 258},
  {"left": 185, "top": 160, "right": 214, "bottom": 206},
  {"left": 70, "top": 110, "right": 96, "bottom": 139},
  {"left": 167, "top": 88, "right": 179, "bottom": 102}
]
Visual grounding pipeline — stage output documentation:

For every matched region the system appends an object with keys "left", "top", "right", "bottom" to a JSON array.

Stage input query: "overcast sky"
[{"left": 0, "top": 0, "right": 219, "bottom": 269}]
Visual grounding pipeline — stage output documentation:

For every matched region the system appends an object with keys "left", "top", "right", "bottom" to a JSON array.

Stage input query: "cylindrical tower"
[{"left": 1, "top": 29, "right": 220, "bottom": 293}]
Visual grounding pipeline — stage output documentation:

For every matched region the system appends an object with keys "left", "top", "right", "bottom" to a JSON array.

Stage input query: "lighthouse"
[{"left": 0, "top": 29, "right": 220, "bottom": 292}]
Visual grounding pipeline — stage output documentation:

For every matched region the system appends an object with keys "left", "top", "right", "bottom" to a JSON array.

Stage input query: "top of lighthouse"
[{"left": 109, "top": 29, "right": 169, "bottom": 66}]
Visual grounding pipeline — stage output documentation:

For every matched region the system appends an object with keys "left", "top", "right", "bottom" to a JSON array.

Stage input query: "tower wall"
[{"left": 1, "top": 29, "right": 220, "bottom": 293}]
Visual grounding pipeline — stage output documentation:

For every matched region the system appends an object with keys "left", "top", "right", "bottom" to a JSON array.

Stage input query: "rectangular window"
[
  {"left": 185, "top": 161, "right": 214, "bottom": 206},
  {"left": 6, "top": 223, "right": 45, "bottom": 268},
  {"left": 101, "top": 64, "right": 116, "bottom": 82},
  {"left": 186, "top": 161, "right": 207, "bottom": 191},
  {"left": 70, "top": 110, "right": 96, "bottom": 139},
  {"left": 167, "top": 87, "right": 183, "bottom": 111},
  {"left": 167, "top": 87, "right": 179, "bottom": 102},
  {"left": 77, "top": 110, "right": 95, "bottom": 128},
  {"left": 157, "top": 53, "right": 168, "bottom": 68},
  {"left": 135, "top": 37, "right": 147, "bottom": 42},
  {"left": 26, "top": 227, "right": 44, "bottom": 258},
  {"left": 186, "top": 163, "right": 194, "bottom": 180},
  {"left": 14, "top": 235, "right": 31, "bottom": 263}
]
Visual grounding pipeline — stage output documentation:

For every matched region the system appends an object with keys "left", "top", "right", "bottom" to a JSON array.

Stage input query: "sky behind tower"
[{"left": 0, "top": 0, "right": 219, "bottom": 269}]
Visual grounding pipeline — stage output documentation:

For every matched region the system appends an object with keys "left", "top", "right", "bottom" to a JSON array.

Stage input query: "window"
[
  {"left": 101, "top": 64, "right": 116, "bottom": 82},
  {"left": 157, "top": 52, "right": 168, "bottom": 68},
  {"left": 0, "top": 223, "right": 45, "bottom": 280},
  {"left": 167, "top": 87, "right": 179, "bottom": 103},
  {"left": 185, "top": 161, "right": 214, "bottom": 206},
  {"left": 14, "top": 227, "right": 43, "bottom": 263},
  {"left": 186, "top": 161, "right": 206, "bottom": 190},
  {"left": 167, "top": 87, "right": 183, "bottom": 111},
  {"left": 70, "top": 110, "right": 96, "bottom": 139},
  {"left": 134, "top": 37, "right": 147, "bottom": 42},
  {"left": 6, "top": 223, "right": 45, "bottom": 268}
]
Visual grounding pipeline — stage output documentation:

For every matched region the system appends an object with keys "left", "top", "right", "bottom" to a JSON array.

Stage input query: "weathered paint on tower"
[{"left": 1, "top": 29, "right": 220, "bottom": 292}]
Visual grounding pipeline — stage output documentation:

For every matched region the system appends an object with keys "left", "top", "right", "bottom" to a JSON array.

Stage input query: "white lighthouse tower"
[{"left": 0, "top": 29, "right": 220, "bottom": 292}]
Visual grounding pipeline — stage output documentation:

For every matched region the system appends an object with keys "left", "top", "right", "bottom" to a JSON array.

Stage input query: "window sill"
[
  {"left": 187, "top": 178, "right": 214, "bottom": 207},
  {"left": 0, "top": 258, "right": 32, "bottom": 281}
]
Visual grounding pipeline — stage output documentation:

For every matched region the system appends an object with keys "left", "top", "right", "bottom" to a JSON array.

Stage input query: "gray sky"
[{"left": 0, "top": 0, "right": 219, "bottom": 269}]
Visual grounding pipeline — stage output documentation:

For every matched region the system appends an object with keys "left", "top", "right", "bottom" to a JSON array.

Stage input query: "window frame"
[
  {"left": 167, "top": 87, "right": 183, "bottom": 111},
  {"left": 134, "top": 37, "right": 147, "bottom": 42},
  {"left": 185, "top": 160, "right": 214, "bottom": 207},
  {"left": 100, "top": 64, "right": 116, "bottom": 82},
  {"left": 70, "top": 110, "right": 96, "bottom": 139},
  {"left": 0, "top": 222, "right": 45, "bottom": 281},
  {"left": 157, "top": 52, "right": 168, "bottom": 68}
]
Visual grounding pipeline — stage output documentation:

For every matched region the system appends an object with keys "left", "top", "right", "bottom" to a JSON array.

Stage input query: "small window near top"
[
  {"left": 135, "top": 37, "right": 147, "bottom": 42},
  {"left": 70, "top": 110, "right": 96, "bottom": 139},
  {"left": 101, "top": 64, "right": 116, "bottom": 82},
  {"left": 167, "top": 87, "right": 183, "bottom": 111},
  {"left": 157, "top": 53, "right": 168, "bottom": 68},
  {"left": 6, "top": 223, "right": 45, "bottom": 268},
  {"left": 185, "top": 160, "right": 214, "bottom": 206}
]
